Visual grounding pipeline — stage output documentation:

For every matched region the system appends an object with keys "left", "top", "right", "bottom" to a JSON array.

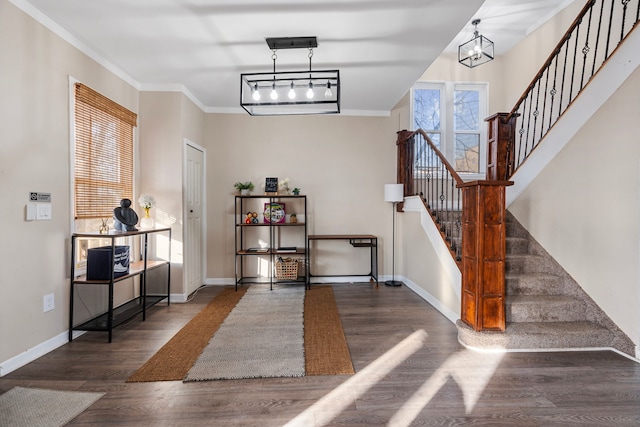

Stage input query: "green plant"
[
  {"left": 293, "top": 187, "right": 301, "bottom": 195},
  {"left": 234, "top": 181, "right": 254, "bottom": 192}
]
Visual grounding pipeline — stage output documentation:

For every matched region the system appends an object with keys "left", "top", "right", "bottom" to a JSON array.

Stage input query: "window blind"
[{"left": 74, "top": 83, "right": 137, "bottom": 219}]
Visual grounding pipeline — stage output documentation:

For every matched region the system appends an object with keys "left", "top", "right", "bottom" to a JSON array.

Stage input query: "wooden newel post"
[
  {"left": 459, "top": 180, "right": 513, "bottom": 331},
  {"left": 485, "top": 113, "right": 517, "bottom": 181},
  {"left": 396, "top": 130, "right": 414, "bottom": 209}
]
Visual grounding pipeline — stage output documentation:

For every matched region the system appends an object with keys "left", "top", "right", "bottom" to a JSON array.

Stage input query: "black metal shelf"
[
  {"left": 72, "top": 295, "right": 166, "bottom": 331},
  {"left": 235, "top": 194, "right": 308, "bottom": 290},
  {"left": 69, "top": 227, "right": 172, "bottom": 342}
]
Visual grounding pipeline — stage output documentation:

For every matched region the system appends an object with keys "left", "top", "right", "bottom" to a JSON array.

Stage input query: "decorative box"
[{"left": 86, "top": 245, "right": 130, "bottom": 280}]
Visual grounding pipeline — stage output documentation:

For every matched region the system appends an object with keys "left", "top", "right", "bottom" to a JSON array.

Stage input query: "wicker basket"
[{"left": 275, "top": 257, "right": 299, "bottom": 280}]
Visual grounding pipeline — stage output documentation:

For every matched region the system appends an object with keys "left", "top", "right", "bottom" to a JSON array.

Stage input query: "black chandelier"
[
  {"left": 458, "top": 19, "right": 494, "bottom": 68},
  {"left": 240, "top": 36, "right": 340, "bottom": 116}
]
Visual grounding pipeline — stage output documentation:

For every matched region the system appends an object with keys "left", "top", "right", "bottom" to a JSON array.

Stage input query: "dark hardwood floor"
[{"left": 2, "top": 283, "right": 640, "bottom": 426}]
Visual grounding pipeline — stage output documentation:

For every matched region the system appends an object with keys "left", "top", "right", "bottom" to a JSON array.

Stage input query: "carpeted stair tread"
[{"left": 457, "top": 319, "right": 614, "bottom": 350}]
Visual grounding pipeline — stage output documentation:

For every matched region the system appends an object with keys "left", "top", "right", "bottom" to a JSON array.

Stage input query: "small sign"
[
  {"left": 29, "top": 192, "right": 51, "bottom": 202},
  {"left": 265, "top": 177, "right": 278, "bottom": 193}
]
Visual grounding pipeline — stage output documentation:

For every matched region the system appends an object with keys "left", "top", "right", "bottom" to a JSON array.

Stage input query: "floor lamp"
[{"left": 384, "top": 183, "right": 404, "bottom": 287}]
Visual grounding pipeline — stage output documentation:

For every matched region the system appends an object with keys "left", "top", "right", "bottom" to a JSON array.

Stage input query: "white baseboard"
[
  {"left": 0, "top": 330, "right": 85, "bottom": 377},
  {"left": 400, "top": 276, "right": 459, "bottom": 324}
]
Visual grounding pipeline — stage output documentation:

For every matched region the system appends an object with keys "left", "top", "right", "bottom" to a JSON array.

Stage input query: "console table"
[{"left": 307, "top": 234, "right": 378, "bottom": 286}]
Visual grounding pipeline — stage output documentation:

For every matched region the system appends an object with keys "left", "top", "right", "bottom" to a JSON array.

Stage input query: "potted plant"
[
  {"left": 292, "top": 187, "right": 301, "bottom": 195},
  {"left": 234, "top": 181, "right": 254, "bottom": 195}
]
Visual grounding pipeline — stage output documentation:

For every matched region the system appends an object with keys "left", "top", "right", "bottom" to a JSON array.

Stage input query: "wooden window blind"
[{"left": 74, "top": 83, "right": 137, "bottom": 219}]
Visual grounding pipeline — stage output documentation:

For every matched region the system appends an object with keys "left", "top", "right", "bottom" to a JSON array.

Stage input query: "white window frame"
[{"left": 411, "top": 81, "right": 488, "bottom": 180}]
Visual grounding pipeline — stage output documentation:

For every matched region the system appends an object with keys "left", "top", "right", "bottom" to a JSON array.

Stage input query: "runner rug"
[
  {"left": 127, "top": 285, "right": 354, "bottom": 382},
  {"left": 185, "top": 284, "right": 305, "bottom": 381},
  {"left": 0, "top": 386, "right": 104, "bottom": 427}
]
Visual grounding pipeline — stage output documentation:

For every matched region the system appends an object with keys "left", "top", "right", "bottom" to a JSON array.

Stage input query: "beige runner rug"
[{"left": 185, "top": 284, "right": 306, "bottom": 381}]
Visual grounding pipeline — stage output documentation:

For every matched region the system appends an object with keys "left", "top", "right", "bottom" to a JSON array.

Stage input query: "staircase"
[{"left": 457, "top": 211, "right": 635, "bottom": 356}]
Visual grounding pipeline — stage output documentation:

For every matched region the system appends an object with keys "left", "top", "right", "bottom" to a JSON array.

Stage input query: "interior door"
[{"left": 185, "top": 142, "right": 205, "bottom": 296}]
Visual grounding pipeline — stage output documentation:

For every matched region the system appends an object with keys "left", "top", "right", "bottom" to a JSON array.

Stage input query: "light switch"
[
  {"left": 36, "top": 203, "right": 52, "bottom": 220},
  {"left": 26, "top": 203, "right": 37, "bottom": 221}
]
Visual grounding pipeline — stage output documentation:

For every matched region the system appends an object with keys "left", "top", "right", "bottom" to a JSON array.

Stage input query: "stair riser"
[
  {"left": 506, "top": 255, "right": 557, "bottom": 274},
  {"left": 506, "top": 238, "right": 529, "bottom": 254},
  {"left": 506, "top": 275, "right": 565, "bottom": 295},
  {"left": 507, "top": 300, "right": 586, "bottom": 323}
]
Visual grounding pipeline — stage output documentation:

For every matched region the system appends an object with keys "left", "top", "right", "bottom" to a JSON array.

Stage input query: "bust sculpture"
[{"left": 113, "top": 198, "right": 138, "bottom": 231}]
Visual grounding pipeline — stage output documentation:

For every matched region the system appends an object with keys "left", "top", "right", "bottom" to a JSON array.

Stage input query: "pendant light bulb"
[
  {"left": 288, "top": 82, "right": 296, "bottom": 99},
  {"left": 306, "top": 82, "right": 314, "bottom": 99},
  {"left": 270, "top": 82, "right": 278, "bottom": 100},
  {"left": 252, "top": 83, "right": 260, "bottom": 101},
  {"left": 324, "top": 81, "right": 332, "bottom": 98}
]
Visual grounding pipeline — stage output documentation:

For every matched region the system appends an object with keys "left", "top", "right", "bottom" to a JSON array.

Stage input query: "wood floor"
[{"left": 2, "top": 283, "right": 640, "bottom": 426}]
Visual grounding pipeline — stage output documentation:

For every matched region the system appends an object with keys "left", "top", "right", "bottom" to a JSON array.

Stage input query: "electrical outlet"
[{"left": 43, "top": 293, "right": 55, "bottom": 312}]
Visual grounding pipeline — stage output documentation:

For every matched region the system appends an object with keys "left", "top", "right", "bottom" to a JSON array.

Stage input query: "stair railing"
[
  {"left": 504, "top": 0, "right": 640, "bottom": 179},
  {"left": 397, "top": 129, "right": 512, "bottom": 331},
  {"left": 397, "top": 129, "right": 464, "bottom": 265}
]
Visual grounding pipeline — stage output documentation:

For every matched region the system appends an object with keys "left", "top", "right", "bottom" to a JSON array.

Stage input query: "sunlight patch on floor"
[
  {"left": 389, "top": 348, "right": 505, "bottom": 426},
  {"left": 284, "top": 330, "right": 505, "bottom": 427},
  {"left": 283, "top": 329, "right": 429, "bottom": 427}
]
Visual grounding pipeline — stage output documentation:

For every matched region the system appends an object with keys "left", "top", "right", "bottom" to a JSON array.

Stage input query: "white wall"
[{"left": 0, "top": 0, "right": 138, "bottom": 367}]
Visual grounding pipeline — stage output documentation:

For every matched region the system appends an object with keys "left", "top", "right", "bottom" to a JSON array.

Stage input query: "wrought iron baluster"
[
  {"left": 605, "top": 0, "right": 616, "bottom": 58},
  {"left": 593, "top": 0, "right": 605, "bottom": 76},
  {"left": 580, "top": 8, "right": 594, "bottom": 89},
  {"left": 540, "top": 67, "right": 550, "bottom": 142}
]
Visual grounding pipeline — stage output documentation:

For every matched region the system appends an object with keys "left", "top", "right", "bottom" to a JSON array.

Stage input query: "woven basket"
[{"left": 275, "top": 258, "right": 298, "bottom": 280}]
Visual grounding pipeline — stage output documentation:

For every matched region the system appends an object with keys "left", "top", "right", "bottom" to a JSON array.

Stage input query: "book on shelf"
[
  {"left": 277, "top": 246, "right": 297, "bottom": 253},
  {"left": 246, "top": 247, "right": 269, "bottom": 253}
]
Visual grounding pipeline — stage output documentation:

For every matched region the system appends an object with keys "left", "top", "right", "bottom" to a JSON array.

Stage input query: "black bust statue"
[{"left": 113, "top": 198, "right": 138, "bottom": 231}]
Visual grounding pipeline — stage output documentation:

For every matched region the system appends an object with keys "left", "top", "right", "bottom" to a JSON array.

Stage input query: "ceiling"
[{"left": 14, "top": 0, "right": 576, "bottom": 115}]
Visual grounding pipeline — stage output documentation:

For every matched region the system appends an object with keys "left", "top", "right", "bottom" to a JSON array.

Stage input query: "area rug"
[
  {"left": 0, "top": 386, "right": 104, "bottom": 427},
  {"left": 185, "top": 284, "right": 306, "bottom": 381},
  {"left": 127, "top": 286, "right": 247, "bottom": 382},
  {"left": 128, "top": 284, "right": 354, "bottom": 382}
]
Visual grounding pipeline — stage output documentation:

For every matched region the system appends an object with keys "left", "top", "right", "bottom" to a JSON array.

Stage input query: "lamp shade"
[{"left": 384, "top": 184, "right": 404, "bottom": 203}]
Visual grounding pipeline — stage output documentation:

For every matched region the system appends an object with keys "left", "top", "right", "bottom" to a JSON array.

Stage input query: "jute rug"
[
  {"left": 128, "top": 285, "right": 353, "bottom": 382},
  {"left": 127, "top": 287, "right": 247, "bottom": 382},
  {"left": 185, "top": 284, "right": 306, "bottom": 381},
  {"left": 0, "top": 386, "right": 104, "bottom": 427}
]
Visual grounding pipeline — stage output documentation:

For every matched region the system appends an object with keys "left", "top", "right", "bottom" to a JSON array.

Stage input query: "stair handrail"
[
  {"left": 397, "top": 129, "right": 464, "bottom": 264},
  {"left": 503, "top": 0, "right": 640, "bottom": 179}
]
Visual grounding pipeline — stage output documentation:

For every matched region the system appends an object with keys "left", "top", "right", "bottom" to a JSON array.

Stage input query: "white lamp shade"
[{"left": 384, "top": 183, "right": 404, "bottom": 203}]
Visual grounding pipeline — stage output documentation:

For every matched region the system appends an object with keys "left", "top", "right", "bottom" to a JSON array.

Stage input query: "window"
[
  {"left": 411, "top": 82, "right": 487, "bottom": 177},
  {"left": 73, "top": 83, "right": 137, "bottom": 219}
]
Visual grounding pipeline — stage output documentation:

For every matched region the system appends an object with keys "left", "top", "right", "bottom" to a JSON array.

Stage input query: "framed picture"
[
  {"left": 265, "top": 177, "right": 278, "bottom": 194},
  {"left": 264, "top": 202, "right": 285, "bottom": 223}
]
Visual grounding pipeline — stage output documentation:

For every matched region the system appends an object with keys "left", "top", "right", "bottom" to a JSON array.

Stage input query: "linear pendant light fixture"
[
  {"left": 240, "top": 36, "right": 340, "bottom": 116},
  {"left": 458, "top": 19, "right": 494, "bottom": 68}
]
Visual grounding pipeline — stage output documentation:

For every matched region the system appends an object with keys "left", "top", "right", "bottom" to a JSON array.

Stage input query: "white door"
[{"left": 184, "top": 142, "right": 205, "bottom": 296}]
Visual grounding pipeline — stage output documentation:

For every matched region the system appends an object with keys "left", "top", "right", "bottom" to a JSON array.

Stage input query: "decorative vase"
[
  {"left": 140, "top": 207, "right": 154, "bottom": 229},
  {"left": 241, "top": 189, "right": 249, "bottom": 196}
]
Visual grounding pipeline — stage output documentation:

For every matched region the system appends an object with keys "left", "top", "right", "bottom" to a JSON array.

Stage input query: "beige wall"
[
  {"left": 203, "top": 113, "right": 398, "bottom": 280},
  {"left": 509, "top": 65, "right": 640, "bottom": 349},
  {"left": 0, "top": 0, "right": 138, "bottom": 364}
]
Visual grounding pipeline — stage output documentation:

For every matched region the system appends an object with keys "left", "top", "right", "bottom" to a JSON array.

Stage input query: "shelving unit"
[
  {"left": 69, "top": 227, "right": 171, "bottom": 342},
  {"left": 235, "top": 194, "right": 308, "bottom": 290}
]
